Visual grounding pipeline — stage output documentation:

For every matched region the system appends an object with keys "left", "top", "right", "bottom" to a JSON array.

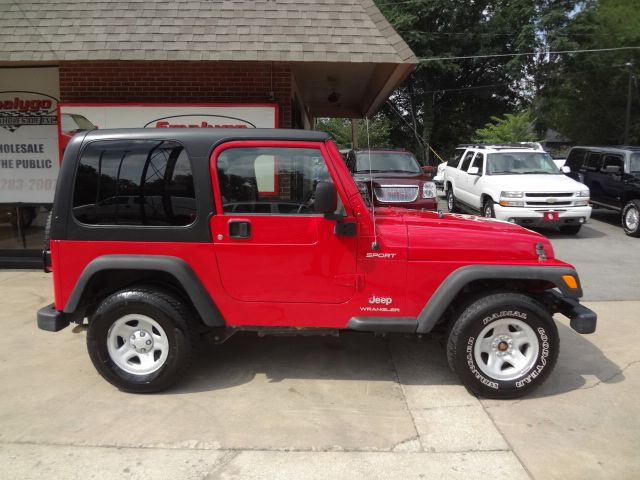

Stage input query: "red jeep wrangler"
[{"left": 37, "top": 129, "right": 596, "bottom": 398}]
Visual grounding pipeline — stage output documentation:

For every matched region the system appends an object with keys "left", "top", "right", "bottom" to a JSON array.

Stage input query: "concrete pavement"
[{"left": 0, "top": 269, "right": 638, "bottom": 479}]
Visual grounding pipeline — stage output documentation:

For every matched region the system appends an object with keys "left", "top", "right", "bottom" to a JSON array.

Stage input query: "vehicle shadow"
[
  {"left": 171, "top": 322, "right": 622, "bottom": 398},
  {"left": 519, "top": 321, "right": 623, "bottom": 398},
  {"left": 540, "top": 224, "right": 605, "bottom": 239},
  {"left": 171, "top": 331, "right": 459, "bottom": 395},
  {"left": 589, "top": 208, "right": 621, "bottom": 227}
]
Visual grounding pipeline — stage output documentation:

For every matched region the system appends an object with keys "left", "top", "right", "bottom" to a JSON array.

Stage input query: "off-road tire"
[
  {"left": 622, "top": 199, "right": 640, "bottom": 237},
  {"left": 447, "top": 188, "right": 458, "bottom": 213},
  {"left": 483, "top": 199, "right": 495, "bottom": 218},
  {"left": 559, "top": 225, "right": 581, "bottom": 235},
  {"left": 447, "top": 292, "right": 559, "bottom": 399},
  {"left": 87, "top": 288, "right": 197, "bottom": 393}
]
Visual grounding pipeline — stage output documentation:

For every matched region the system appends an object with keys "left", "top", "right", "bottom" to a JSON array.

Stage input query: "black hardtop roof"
[
  {"left": 83, "top": 128, "right": 329, "bottom": 142},
  {"left": 80, "top": 128, "right": 331, "bottom": 157}
]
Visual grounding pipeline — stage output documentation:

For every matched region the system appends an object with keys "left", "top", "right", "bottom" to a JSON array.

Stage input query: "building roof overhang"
[{"left": 1, "top": 0, "right": 418, "bottom": 117}]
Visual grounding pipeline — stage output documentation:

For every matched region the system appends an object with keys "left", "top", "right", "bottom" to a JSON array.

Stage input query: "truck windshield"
[
  {"left": 355, "top": 151, "right": 421, "bottom": 174},
  {"left": 487, "top": 152, "right": 560, "bottom": 175},
  {"left": 630, "top": 153, "right": 640, "bottom": 173}
]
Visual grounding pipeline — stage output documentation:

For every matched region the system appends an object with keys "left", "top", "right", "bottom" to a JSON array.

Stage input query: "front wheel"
[
  {"left": 483, "top": 199, "right": 495, "bottom": 218},
  {"left": 446, "top": 188, "right": 458, "bottom": 213},
  {"left": 447, "top": 292, "right": 559, "bottom": 399},
  {"left": 622, "top": 200, "right": 640, "bottom": 237},
  {"left": 87, "top": 288, "right": 197, "bottom": 393}
]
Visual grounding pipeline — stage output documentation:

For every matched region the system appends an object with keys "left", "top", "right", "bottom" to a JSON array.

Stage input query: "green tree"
[
  {"left": 375, "top": 0, "right": 549, "bottom": 161},
  {"left": 533, "top": 0, "right": 640, "bottom": 144},
  {"left": 472, "top": 111, "right": 539, "bottom": 143},
  {"left": 314, "top": 117, "right": 392, "bottom": 150}
]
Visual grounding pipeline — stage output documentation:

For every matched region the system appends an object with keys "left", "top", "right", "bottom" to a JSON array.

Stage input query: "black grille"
[{"left": 525, "top": 192, "right": 573, "bottom": 197}]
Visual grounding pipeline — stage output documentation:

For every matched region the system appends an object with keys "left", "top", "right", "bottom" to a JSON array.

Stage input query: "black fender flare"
[
  {"left": 416, "top": 265, "right": 582, "bottom": 334},
  {"left": 63, "top": 255, "right": 225, "bottom": 327}
]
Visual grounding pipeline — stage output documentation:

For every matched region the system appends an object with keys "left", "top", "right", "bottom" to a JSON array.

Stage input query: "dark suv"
[
  {"left": 342, "top": 149, "right": 437, "bottom": 210},
  {"left": 564, "top": 146, "right": 640, "bottom": 236}
]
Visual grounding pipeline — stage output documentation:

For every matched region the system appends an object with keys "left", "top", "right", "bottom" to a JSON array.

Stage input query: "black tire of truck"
[
  {"left": 87, "top": 288, "right": 198, "bottom": 393},
  {"left": 622, "top": 199, "right": 640, "bottom": 237},
  {"left": 447, "top": 292, "right": 559, "bottom": 399},
  {"left": 483, "top": 199, "right": 495, "bottom": 218},
  {"left": 447, "top": 188, "right": 458, "bottom": 213}
]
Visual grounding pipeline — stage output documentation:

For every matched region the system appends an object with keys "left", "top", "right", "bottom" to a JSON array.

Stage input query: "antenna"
[{"left": 365, "top": 118, "right": 379, "bottom": 250}]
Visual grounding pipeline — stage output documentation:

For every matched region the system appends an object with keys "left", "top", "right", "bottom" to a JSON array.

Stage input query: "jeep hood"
[{"left": 378, "top": 208, "right": 553, "bottom": 262}]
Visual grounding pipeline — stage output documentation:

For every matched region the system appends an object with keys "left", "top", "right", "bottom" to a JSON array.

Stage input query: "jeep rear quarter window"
[{"left": 72, "top": 140, "right": 196, "bottom": 226}]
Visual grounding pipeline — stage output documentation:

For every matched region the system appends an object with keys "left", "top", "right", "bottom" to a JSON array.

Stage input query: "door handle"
[{"left": 229, "top": 220, "right": 251, "bottom": 239}]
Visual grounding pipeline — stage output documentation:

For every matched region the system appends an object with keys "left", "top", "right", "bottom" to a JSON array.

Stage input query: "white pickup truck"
[{"left": 443, "top": 144, "right": 592, "bottom": 234}]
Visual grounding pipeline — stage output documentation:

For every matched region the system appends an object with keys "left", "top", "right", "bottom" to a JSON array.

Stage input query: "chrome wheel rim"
[
  {"left": 447, "top": 192, "right": 454, "bottom": 210},
  {"left": 484, "top": 203, "right": 492, "bottom": 217},
  {"left": 107, "top": 314, "right": 169, "bottom": 375},
  {"left": 473, "top": 318, "right": 539, "bottom": 382},
  {"left": 625, "top": 207, "right": 639, "bottom": 231}
]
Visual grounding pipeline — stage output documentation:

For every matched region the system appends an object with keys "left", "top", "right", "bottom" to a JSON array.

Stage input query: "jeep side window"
[
  {"left": 216, "top": 147, "right": 338, "bottom": 215},
  {"left": 459, "top": 152, "right": 475, "bottom": 171},
  {"left": 72, "top": 140, "right": 196, "bottom": 226}
]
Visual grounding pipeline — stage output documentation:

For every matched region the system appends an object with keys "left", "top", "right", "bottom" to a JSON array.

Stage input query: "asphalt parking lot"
[{"left": 1, "top": 206, "right": 638, "bottom": 480}]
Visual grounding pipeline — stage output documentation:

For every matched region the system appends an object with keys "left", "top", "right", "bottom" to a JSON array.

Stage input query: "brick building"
[{"left": 0, "top": 0, "right": 417, "bottom": 265}]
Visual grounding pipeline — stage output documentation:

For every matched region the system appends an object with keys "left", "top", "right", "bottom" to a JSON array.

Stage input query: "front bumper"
[
  {"left": 545, "top": 290, "right": 597, "bottom": 334},
  {"left": 493, "top": 205, "right": 592, "bottom": 227},
  {"left": 37, "top": 303, "right": 70, "bottom": 332}
]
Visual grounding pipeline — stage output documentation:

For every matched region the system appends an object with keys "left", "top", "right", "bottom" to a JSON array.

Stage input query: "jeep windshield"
[
  {"left": 355, "top": 151, "right": 421, "bottom": 174},
  {"left": 487, "top": 152, "right": 560, "bottom": 175}
]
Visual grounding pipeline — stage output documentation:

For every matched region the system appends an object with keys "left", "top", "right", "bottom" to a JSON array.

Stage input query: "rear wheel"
[
  {"left": 559, "top": 225, "right": 581, "bottom": 235},
  {"left": 622, "top": 200, "right": 640, "bottom": 237},
  {"left": 447, "top": 188, "right": 458, "bottom": 213},
  {"left": 87, "top": 288, "right": 197, "bottom": 393},
  {"left": 447, "top": 292, "right": 559, "bottom": 399}
]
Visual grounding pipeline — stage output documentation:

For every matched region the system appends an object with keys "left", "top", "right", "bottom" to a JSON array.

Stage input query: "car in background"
[
  {"left": 443, "top": 144, "right": 591, "bottom": 234},
  {"left": 342, "top": 149, "right": 437, "bottom": 210},
  {"left": 564, "top": 145, "right": 640, "bottom": 236},
  {"left": 433, "top": 161, "right": 447, "bottom": 189}
]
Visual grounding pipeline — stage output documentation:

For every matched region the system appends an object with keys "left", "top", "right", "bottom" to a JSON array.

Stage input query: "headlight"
[
  {"left": 501, "top": 191, "right": 524, "bottom": 198},
  {"left": 499, "top": 201, "right": 524, "bottom": 207},
  {"left": 422, "top": 181, "right": 436, "bottom": 198},
  {"left": 575, "top": 190, "right": 590, "bottom": 197}
]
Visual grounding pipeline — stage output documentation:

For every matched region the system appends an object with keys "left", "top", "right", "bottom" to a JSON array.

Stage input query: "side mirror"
[
  {"left": 604, "top": 165, "right": 622, "bottom": 174},
  {"left": 314, "top": 181, "right": 337, "bottom": 213},
  {"left": 422, "top": 165, "right": 435, "bottom": 174},
  {"left": 467, "top": 166, "right": 481, "bottom": 176},
  {"left": 561, "top": 166, "right": 570, "bottom": 173}
]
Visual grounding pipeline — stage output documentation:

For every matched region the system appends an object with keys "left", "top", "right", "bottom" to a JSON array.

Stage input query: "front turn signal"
[{"left": 562, "top": 275, "right": 578, "bottom": 289}]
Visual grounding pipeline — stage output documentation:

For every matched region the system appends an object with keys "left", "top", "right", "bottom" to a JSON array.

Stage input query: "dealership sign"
[
  {"left": 0, "top": 67, "right": 61, "bottom": 203},
  {"left": 58, "top": 103, "right": 278, "bottom": 163}
]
